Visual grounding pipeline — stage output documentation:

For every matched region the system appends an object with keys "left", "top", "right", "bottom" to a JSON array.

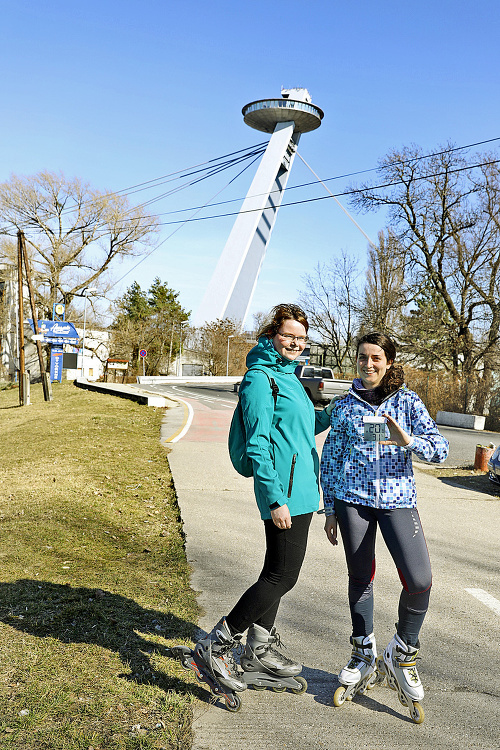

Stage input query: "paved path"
[{"left": 164, "top": 396, "right": 500, "bottom": 750}]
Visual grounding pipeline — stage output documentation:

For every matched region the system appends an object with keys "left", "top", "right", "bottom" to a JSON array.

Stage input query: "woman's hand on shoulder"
[
  {"left": 271, "top": 504, "right": 292, "bottom": 529},
  {"left": 380, "top": 413, "right": 412, "bottom": 447}
]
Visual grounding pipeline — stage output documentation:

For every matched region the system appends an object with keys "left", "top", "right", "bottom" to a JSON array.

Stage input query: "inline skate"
[
  {"left": 333, "top": 633, "right": 384, "bottom": 707},
  {"left": 168, "top": 617, "right": 246, "bottom": 712},
  {"left": 240, "top": 624, "right": 307, "bottom": 694},
  {"left": 381, "top": 633, "right": 425, "bottom": 724}
]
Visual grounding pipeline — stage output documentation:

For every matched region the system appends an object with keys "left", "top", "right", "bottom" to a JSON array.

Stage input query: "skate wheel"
[
  {"left": 410, "top": 701, "right": 424, "bottom": 724},
  {"left": 225, "top": 694, "right": 242, "bottom": 712},
  {"left": 272, "top": 685, "right": 287, "bottom": 693},
  {"left": 333, "top": 685, "right": 347, "bottom": 707},
  {"left": 290, "top": 676, "right": 307, "bottom": 695},
  {"left": 252, "top": 685, "right": 267, "bottom": 691},
  {"left": 180, "top": 657, "right": 192, "bottom": 671}
]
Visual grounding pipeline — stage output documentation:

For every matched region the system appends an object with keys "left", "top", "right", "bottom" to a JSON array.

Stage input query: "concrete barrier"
[
  {"left": 436, "top": 410, "right": 485, "bottom": 430},
  {"left": 137, "top": 375, "right": 241, "bottom": 385},
  {"left": 74, "top": 378, "right": 168, "bottom": 407}
]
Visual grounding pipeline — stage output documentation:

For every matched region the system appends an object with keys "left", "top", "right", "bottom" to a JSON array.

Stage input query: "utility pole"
[
  {"left": 17, "top": 231, "right": 29, "bottom": 406},
  {"left": 19, "top": 231, "right": 52, "bottom": 401}
]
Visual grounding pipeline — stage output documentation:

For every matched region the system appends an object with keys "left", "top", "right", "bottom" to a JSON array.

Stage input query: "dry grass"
[{"left": 0, "top": 381, "right": 201, "bottom": 749}]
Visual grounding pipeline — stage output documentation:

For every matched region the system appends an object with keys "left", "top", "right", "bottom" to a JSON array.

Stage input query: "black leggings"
[
  {"left": 335, "top": 499, "right": 432, "bottom": 647},
  {"left": 226, "top": 512, "right": 312, "bottom": 634}
]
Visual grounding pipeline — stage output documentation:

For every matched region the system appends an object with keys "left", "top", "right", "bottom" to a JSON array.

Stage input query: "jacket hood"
[{"left": 246, "top": 336, "right": 298, "bottom": 373}]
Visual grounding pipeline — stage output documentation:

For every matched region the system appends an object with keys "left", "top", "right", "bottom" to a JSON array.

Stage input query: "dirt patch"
[{"left": 421, "top": 464, "right": 500, "bottom": 498}]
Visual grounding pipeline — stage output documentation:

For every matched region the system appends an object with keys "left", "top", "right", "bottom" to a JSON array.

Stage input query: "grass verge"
[{"left": 0, "top": 381, "right": 201, "bottom": 749}]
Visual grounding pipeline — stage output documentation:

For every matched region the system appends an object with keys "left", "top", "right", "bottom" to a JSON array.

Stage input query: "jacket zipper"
[
  {"left": 287, "top": 454, "right": 297, "bottom": 498},
  {"left": 374, "top": 406, "right": 382, "bottom": 507}
]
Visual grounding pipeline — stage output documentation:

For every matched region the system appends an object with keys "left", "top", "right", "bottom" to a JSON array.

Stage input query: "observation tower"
[{"left": 192, "top": 88, "right": 323, "bottom": 329}]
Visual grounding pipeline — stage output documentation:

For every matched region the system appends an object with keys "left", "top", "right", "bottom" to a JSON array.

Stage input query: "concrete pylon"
[{"left": 192, "top": 88, "right": 323, "bottom": 329}]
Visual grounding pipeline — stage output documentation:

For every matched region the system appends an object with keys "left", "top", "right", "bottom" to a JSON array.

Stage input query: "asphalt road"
[{"left": 145, "top": 382, "right": 500, "bottom": 468}]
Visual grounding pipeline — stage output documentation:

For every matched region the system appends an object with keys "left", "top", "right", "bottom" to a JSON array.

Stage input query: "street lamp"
[
  {"left": 226, "top": 334, "right": 236, "bottom": 376},
  {"left": 178, "top": 320, "right": 189, "bottom": 377},
  {"left": 80, "top": 287, "right": 97, "bottom": 378}
]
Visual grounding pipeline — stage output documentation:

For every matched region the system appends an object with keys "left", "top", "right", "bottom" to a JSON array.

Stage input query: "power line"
[
  {"left": 90, "top": 136, "right": 500, "bottom": 221},
  {"left": 114, "top": 156, "right": 500, "bottom": 230},
  {"left": 1, "top": 139, "right": 499, "bottom": 259}
]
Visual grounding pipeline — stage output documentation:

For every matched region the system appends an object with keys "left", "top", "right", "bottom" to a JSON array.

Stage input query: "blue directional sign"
[
  {"left": 29, "top": 319, "right": 79, "bottom": 345},
  {"left": 50, "top": 347, "right": 64, "bottom": 382}
]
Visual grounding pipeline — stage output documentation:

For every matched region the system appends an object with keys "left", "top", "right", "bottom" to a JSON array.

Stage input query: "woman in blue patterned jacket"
[{"left": 321, "top": 332, "right": 448, "bottom": 723}]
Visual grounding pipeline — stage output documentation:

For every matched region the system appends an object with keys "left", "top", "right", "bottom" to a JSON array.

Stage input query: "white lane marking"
[
  {"left": 169, "top": 385, "right": 236, "bottom": 405},
  {"left": 168, "top": 398, "right": 194, "bottom": 443},
  {"left": 465, "top": 588, "right": 500, "bottom": 617}
]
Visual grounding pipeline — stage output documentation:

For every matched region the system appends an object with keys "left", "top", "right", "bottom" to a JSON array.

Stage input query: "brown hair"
[
  {"left": 356, "top": 332, "right": 405, "bottom": 397},
  {"left": 257, "top": 303, "right": 309, "bottom": 339}
]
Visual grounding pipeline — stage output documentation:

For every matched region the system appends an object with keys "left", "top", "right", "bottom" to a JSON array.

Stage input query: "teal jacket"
[{"left": 239, "top": 336, "right": 330, "bottom": 520}]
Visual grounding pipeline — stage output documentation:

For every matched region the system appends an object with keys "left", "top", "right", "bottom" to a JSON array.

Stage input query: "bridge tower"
[{"left": 192, "top": 88, "right": 323, "bottom": 328}]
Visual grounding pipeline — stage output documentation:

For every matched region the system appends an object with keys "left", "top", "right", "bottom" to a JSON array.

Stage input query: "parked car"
[
  {"left": 294, "top": 365, "right": 351, "bottom": 404},
  {"left": 487, "top": 444, "right": 500, "bottom": 484}
]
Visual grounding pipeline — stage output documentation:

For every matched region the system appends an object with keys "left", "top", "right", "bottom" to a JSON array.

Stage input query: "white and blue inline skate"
[
  {"left": 333, "top": 633, "right": 385, "bottom": 707},
  {"left": 379, "top": 633, "right": 425, "bottom": 724},
  {"left": 240, "top": 624, "right": 308, "bottom": 694}
]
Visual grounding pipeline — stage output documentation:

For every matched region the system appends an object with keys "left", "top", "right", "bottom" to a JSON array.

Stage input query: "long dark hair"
[
  {"left": 356, "top": 332, "right": 405, "bottom": 397},
  {"left": 257, "top": 303, "right": 309, "bottom": 339}
]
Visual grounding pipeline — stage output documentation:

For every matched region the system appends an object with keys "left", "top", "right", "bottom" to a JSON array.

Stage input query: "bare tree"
[
  {"left": 359, "top": 230, "right": 407, "bottom": 334},
  {"left": 0, "top": 171, "right": 158, "bottom": 318},
  {"left": 193, "top": 319, "right": 253, "bottom": 376},
  {"left": 349, "top": 144, "right": 500, "bottom": 412},
  {"left": 299, "top": 251, "right": 361, "bottom": 372}
]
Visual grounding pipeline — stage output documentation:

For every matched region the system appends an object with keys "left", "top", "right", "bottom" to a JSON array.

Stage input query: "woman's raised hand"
[{"left": 380, "top": 413, "right": 412, "bottom": 447}]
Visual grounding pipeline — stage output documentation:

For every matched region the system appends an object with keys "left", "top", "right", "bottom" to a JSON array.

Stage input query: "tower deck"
[{"left": 242, "top": 98, "right": 323, "bottom": 134}]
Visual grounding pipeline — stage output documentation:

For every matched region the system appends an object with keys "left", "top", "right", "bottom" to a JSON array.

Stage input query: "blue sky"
[{"left": 1, "top": 0, "right": 499, "bottom": 326}]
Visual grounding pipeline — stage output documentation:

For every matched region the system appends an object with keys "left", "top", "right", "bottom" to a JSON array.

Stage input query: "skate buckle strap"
[
  {"left": 399, "top": 657, "right": 418, "bottom": 667},
  {"left": 349, "top": 650, "right": 373, "bottom": 667}
]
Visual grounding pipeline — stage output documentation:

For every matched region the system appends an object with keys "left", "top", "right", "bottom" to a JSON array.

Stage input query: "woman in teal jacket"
[{"left": 195, "top": 304, "right": 330, "bottom": 697}]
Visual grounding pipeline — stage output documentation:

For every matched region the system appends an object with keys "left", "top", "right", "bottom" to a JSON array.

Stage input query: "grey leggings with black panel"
[{"left": 334, "top": 498, "right": 432, "bottom": 647}]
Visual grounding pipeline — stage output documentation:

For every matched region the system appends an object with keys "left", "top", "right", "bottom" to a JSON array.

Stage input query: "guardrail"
[{"left": 436, "top": 411, "right": 485, "bottom": 430}]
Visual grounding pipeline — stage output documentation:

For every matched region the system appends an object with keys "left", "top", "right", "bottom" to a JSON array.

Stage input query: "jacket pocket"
[{"left": 287, "top": 454, "right": 297, "bottom": 498}]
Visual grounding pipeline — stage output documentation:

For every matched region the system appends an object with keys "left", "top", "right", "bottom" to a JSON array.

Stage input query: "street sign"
[
  {"left": 53, "top": 303, "right": 66, "bottom": 321},
  {"left": 107, "top": 359, "right": 128, "bottom": 370},
  {"left": 139, "top": 349, "right": 147, "bottom": 358},
  {"left": 28, "top": 319, "right": 79, "bottom": 345},
  {"left": 50, "top": 347, "right": 64, "bottom": 382}
]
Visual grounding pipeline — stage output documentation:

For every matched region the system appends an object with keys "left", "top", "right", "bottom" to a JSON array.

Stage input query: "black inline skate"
[
  {"left": 169, "top": 617, "right": 246, "bottom": 712},
  {"left": 240, "top": 624, "right": 307, "bottom": 694}
]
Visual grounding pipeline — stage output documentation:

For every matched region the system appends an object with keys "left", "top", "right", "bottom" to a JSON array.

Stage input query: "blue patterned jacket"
[{"left": 320, "top": 385, "right": 449, "bottom": 512}]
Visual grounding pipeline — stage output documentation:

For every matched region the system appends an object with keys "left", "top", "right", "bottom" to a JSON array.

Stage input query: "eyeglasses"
[{"left": 278, "top": 333, "right": 308, "bottom": 343}]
